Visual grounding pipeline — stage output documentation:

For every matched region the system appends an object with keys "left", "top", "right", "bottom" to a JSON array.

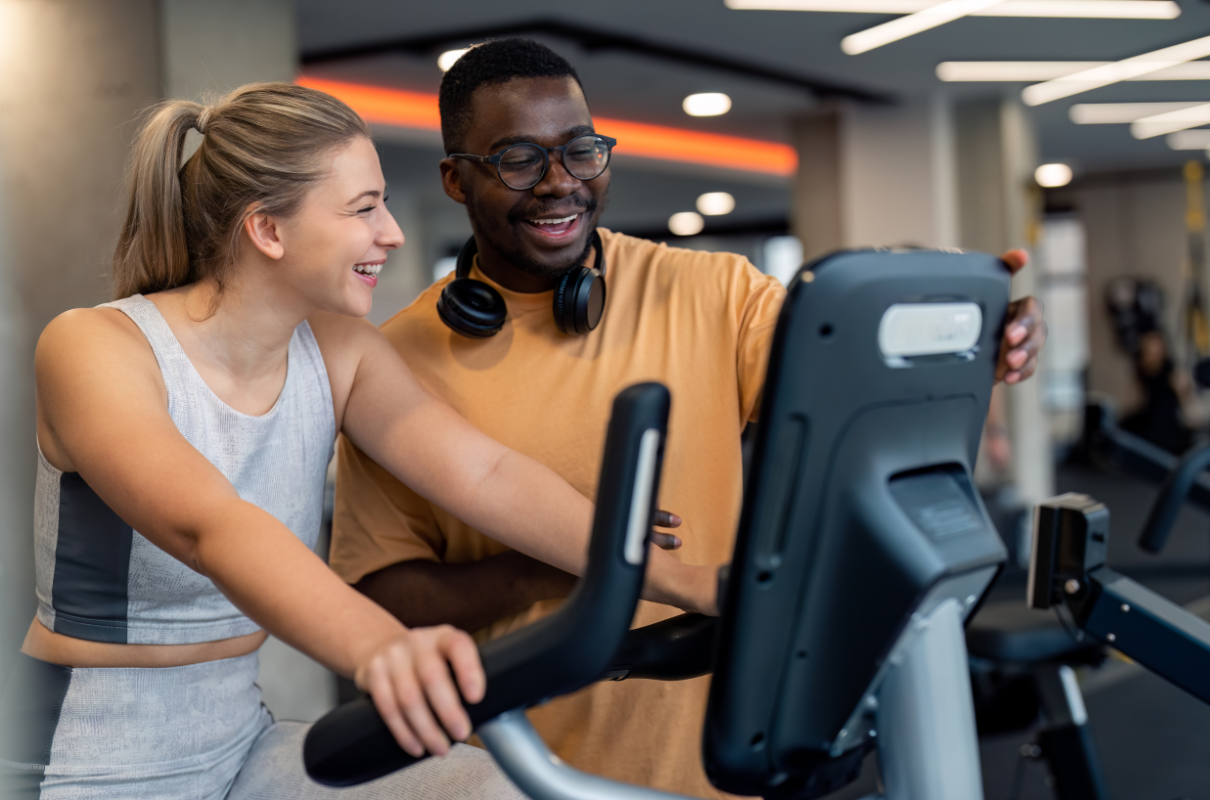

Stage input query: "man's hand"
[
  {"left": 651, "top": 509, "right": 682, "bottom": 550},
  {"left": 997, "top": 249, "right": 1048, "bottom": 385}
]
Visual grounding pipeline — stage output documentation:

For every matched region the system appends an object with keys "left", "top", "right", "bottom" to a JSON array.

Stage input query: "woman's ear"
[{"left": 243, "top": 208, "right": 286, "bottom": 260}]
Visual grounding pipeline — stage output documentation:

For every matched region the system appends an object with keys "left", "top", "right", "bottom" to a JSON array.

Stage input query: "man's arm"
[
  {"left": 354, "top": 510, "right": 684, "bottom": 633},
  {"left": 355, "top": 552, "right": 576, "bottom": 634}
]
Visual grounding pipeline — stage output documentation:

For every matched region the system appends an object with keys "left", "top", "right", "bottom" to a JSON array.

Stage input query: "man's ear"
[
  {"left": 243, "top": 207, "right": 285, "bottom": 261},
  {"left": 439, "top": 158, "right": 468, "bottom": 205}
]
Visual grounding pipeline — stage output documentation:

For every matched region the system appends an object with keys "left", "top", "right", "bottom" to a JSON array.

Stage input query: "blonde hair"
[{"left": 112, "top": 82, "right": 370, "bottom": 299}]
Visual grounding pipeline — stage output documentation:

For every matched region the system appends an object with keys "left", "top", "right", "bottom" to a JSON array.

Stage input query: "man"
[{"left": 330, "top": 38, "right": 1046, "bottom": 798}]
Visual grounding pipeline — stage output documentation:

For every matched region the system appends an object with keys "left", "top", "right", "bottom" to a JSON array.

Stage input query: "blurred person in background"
[{"left": 1122, "top": 328, "right": 1203, "bottom": 454}]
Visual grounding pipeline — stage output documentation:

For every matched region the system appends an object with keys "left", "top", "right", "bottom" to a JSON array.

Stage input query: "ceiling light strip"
[
  {"left": 842, "top": 0, "right": 1007, "bottom": 55},
  {"left": 1168, "top": 130, "right": 1210, "bottom": 150},
  {"left": 938, "top": 61, "right": 1210, "bottom": 82},
  {"left": 727, "top": 0, "right": 1179, "bottom": 18},
  {"left": 299, "top": 76, "right": 442, "bottom": 130},
  {"left": 297, "top": 76, "right": 798, "bottom": 177},
  {"left": 1130, "top": 104, "right": 1210, "bottom": 139},
  {"left": 1023, "top": 34, "right": 1210, "bottom": 106},
  {"left": 1069, "top": 102, "right": 1208, "bottom": 124}
]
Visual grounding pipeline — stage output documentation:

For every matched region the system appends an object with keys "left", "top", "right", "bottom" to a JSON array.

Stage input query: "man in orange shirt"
[{"left": 329, "top": 38, "right": 1047, "bottom": 798}]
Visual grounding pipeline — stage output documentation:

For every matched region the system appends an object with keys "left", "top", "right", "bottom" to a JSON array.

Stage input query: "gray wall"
[{"left": 0, "top": 0, "right": 161, "bottom": 685}]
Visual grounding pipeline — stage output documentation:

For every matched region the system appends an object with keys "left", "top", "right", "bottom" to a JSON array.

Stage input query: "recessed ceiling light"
[
  {"left": 727, "top": 0, "right": 1179, "bottom": 17},
  {"left": 1035, "top": 164, "right": 1073, "bottom": 188},
  {"left": 1131, "top": 104, "right": 1210, "bottom": 139},
  {"left": 669, "top": 211, "right": 706, "bottom": 236},
  {"left": 438, "top": 49, "right": 469, "bottom": 72},
  {"left": 1168, "top": 130, "right": 1210, "bottom": 151},
  {"left": 841, "top": 0, "right": 1006, "bottom": 56},
  {"left": 683, "top": 93, "right": 732, "bottom": 117},
  {"left": 1069, "top": 102, "right": 1207, "bottom": 124},
  {"left": 938, "top": 61, "right": 1210, "bottom": 82},
  {"left": 1023, "top": 33, "right": 1210, "bottom": 106},
  {"left": 697, "top": 192, "right": 736, "bottom": 216}
]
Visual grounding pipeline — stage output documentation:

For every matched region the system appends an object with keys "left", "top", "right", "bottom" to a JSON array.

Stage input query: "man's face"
[{"left": 441, "top": 76, "right": 609, "bottom": 281}]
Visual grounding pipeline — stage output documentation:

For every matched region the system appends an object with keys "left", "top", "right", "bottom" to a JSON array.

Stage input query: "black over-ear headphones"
[{"left": 436, "top": 229, "right": 607, "bottom": 338}]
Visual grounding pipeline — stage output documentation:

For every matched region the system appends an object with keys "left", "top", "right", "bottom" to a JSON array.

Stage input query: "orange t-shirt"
[{"left": 330, "top": 229, "right": 785, "bottom": 799}]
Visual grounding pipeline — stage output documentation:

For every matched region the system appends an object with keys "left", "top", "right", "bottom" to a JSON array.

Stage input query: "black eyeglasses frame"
[{"left": 449, "top": 134, "right": 618, "bottom": 190}]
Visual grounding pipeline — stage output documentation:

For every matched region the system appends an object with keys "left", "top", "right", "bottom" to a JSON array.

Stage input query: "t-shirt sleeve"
[
  {"left": 735, "top": 260, "right": 787, "bottom": 423},
  {"left": 328, "top": 433, "right": 445, "bottom": 586}
]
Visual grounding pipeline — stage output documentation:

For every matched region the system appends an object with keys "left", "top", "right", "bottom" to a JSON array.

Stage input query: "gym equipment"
[
  {"left": 305, "top": 248, "right": 1011, "bottom": 799},
  {"left": 1029, "top": 493, "right": 1210, "bottom": 705}
]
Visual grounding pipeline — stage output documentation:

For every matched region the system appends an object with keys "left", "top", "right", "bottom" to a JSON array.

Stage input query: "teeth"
[
  {"left": 353, "top": 262, "right": 382, "bottom": 275},
  {"left": 529, "top": 214, "right": 577, "bottom": 225}
]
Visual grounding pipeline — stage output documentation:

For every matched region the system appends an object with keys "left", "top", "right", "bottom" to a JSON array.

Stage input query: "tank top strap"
[{"left": 100, "top": 294, "right": 197, "bottom": 419}]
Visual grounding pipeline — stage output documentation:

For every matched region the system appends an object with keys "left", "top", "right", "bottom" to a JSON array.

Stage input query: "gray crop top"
[{"left": 33, "top": 294, "right": 336, "bottom": 644}]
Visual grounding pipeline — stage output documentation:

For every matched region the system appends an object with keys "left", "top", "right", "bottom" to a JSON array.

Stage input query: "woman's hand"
[{"left": 354, "top": 625, "right": 484, "bottom": 758}]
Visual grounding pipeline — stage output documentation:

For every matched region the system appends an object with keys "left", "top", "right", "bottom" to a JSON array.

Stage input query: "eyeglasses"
[{"left": 450, "top": 134, "right": 617, "bottom": 191}]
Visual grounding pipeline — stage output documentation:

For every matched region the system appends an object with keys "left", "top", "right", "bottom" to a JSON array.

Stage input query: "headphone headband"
[{"left": 454, "top": 229, "right": 605, "bottom": 281}]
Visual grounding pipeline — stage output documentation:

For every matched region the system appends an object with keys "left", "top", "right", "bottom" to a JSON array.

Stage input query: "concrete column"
[
  {"left": 791, "top": 94, "right": 959, "bottom": 261},
  {"left": 0, "top": 0, "right": 161, "bottom": 688},
  {"left": 955, "top": 97, "right": 1054, "bottom": 505},
  {"left": 161, "top": 0, "right": 296, "bottom": 102}
]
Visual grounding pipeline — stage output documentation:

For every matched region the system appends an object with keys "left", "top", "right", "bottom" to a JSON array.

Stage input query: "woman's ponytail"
[
  {"left": 113, "top": 101, "right": 203, "bottom": 299},
  {"left": 111, "top": 83, "right": 370, "bottom": 300}
]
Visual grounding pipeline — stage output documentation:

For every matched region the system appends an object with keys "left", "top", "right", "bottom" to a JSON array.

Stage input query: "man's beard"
[{"left": 468, "top": 189, "right": 608, "bottom": 281}]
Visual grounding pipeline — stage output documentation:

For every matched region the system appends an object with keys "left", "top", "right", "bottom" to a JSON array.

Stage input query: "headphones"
[{"left": 437, "top": 229, "right": 607, "bottom": 338}]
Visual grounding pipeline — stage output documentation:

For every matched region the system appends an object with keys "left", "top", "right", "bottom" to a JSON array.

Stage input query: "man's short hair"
[{"left": 439, "top": 38, "right": 584, "bottom": 155}]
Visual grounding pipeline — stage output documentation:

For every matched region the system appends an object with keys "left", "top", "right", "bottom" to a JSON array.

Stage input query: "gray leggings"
[{"left": 0, "top": 652, "right": 523, "bottom": 800}]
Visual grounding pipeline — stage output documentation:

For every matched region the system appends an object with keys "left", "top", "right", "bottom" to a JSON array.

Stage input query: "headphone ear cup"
[
  {"left": 553, "top": 268, "right": 606, "bottom": 335},
  {"left": 438, "top": 278, "right": 507, "bottom": 338}
]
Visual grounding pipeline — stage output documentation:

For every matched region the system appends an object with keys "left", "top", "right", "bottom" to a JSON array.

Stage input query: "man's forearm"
[{"left": 354, "top": 551, "right": 576, "bottom": 634}]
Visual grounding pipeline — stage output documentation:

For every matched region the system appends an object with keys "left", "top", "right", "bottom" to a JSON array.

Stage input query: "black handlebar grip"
[
  {"left": 609, "top": 613, "right": 717, "bottom": 681},
  {"left": 1139, "top": 442, "right": 1210, "bottom": 554},
  {"left": 303, "top": 697, "right": 423, "bottom": 786},
  {"left": 304, "top": 383, "right": 671, "bottom": 787}
]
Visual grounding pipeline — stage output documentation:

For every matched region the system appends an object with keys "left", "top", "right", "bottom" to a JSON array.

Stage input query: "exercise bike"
[{"left": 304, "top": 248, "right": 1014, "bottom": 799}]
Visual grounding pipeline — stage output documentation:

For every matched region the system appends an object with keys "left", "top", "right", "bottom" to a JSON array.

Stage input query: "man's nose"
[{"left": 532, "top": 151, "right": 581, "bottom": 197}]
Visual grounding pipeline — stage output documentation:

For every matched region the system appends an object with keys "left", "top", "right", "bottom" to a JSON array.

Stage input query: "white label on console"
[
  {"left": 624, "top": 429, "right": 661, "bottom": 565},
  {"left": 878, "top": 302, "right": 982, "bottom": 358}
]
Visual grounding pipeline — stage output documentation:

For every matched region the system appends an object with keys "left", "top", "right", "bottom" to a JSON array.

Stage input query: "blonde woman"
[{"left": 0, "top": 83, "right": 715, "bottom": 799}]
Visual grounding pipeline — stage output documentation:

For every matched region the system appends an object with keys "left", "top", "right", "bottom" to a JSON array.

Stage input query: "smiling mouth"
[
  {"left": 353, "top": 262, "right": 383, "bottom": 276},
  {"left": 523, "top": 213, "right": 580, "bottom": 236}
]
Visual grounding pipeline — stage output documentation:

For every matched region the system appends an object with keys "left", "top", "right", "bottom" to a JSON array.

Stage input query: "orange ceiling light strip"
[
  {"left": 298, "top": 76, "right": 442, "bottom": 131},
  {"left": 298, "top": 76, "right": 798, "bottom": 177},
  {"left": 593, "top": 116, "right": 796, "bottom": 176}
]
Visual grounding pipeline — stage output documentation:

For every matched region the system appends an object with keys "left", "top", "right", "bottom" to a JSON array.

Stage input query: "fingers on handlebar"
[
  {"left": 362, "top": 628, "right": 482, "bottom": 758},
  {"left": 363, "top": 655, "right": 426, "bottom": 758}
]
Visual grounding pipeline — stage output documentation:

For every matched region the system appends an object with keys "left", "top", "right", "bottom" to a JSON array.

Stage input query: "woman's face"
[{"left": 275, "top": 136, "right": 404, "bottom": 318}]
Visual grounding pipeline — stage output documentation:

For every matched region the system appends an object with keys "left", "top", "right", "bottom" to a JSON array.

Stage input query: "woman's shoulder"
[{"left": 37, "top": 304, "right": 151, "bottom": 366}]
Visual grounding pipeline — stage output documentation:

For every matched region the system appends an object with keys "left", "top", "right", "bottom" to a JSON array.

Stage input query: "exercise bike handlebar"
[
  {"left": 303, "top": 383, "right": 672, "bottom": 787},
  {"left": 1138, "top": 441, "right": 1210, "bottom": 554}
]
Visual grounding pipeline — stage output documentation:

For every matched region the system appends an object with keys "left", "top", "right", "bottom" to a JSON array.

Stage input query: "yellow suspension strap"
[{"left": 1183, "top": 160, "right": 1209, "bottom": 360}]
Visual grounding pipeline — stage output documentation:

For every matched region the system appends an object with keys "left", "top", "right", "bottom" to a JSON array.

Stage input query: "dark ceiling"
[{"left": 296, "top": 0, "right": 1210, "bottom": 173}]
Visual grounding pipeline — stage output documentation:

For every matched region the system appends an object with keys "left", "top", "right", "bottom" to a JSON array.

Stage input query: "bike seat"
[{"left": 967, "top": 601, "right": 1099, "bottom": 664}]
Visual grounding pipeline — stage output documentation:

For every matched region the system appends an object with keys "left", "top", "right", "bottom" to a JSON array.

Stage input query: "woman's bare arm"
[
  {"left": 312, "top": 314, "right": 718, "bottom": 616},
  {"left": 35, "top": 308, "right": 479, "bottom": 757}
]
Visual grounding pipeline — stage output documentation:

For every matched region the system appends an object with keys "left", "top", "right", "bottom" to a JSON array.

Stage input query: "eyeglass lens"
[{"left": 498, "top": 135, "right": 611, "bottom": 190}]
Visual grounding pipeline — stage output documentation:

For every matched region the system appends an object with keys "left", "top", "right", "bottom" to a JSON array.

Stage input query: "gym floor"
[{"left": 834, "top": 462, "right": 1210, "bottom": 800}]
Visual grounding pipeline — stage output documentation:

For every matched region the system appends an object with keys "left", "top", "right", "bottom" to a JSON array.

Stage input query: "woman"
[{"left": 0, "top": 82, "right": 716, "bottom": 799}]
